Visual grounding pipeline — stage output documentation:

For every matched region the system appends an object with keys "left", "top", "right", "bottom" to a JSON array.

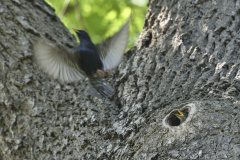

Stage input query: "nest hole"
[{"left": 165, "top": 108, "right": 189, "bottom": 127}]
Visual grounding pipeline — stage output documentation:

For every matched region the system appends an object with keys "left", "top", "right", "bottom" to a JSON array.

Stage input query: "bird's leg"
[
  {"left": 93, "top": 69, "right": 112, "bottom": 78},
  {"left": 94, "top": 69, "right": 105, "bottom": 78},
  {"left": 104, "top": 69, "right": 112, "bottom": 77}
]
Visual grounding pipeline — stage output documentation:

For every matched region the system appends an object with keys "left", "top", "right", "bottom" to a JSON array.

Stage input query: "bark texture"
[{"left": 0, "top": 0, "right": 240, "bottom": 159}]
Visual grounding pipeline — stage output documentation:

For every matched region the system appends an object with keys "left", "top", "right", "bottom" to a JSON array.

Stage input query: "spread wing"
[
  {"left": 96, "top": 17, "right": 130, "bottom": 70},
  {"left": 34, "top": 39, "right": 85, "bottom": 83}
]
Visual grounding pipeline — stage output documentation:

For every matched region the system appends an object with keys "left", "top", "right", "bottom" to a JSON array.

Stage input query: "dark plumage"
[
  {"left": 73, "top": 30, "right": 103, "bottom": 77},
  {"left": 34, "top": 17, "right": 130, "bottom": 98}
]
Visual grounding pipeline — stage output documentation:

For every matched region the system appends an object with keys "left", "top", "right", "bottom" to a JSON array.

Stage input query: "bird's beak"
[
  {"left": 174, "top": 109, "right": 184, "bottom": 117},
  {"left": 72, "top": 28, "right": 77, "bottom": 32}
]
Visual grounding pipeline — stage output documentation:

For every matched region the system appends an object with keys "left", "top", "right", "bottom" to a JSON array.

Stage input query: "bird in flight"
[{"left": 34, "top": 17, "right": 130, "bottom": 98}]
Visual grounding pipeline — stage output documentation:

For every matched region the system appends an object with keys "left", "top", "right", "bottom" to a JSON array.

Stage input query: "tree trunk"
[{"left": 1, "top": 0, "right": 240, "bottom": 159}]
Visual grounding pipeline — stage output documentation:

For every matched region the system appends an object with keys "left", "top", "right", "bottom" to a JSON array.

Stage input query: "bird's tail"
[{"left": 88, "top": 77, "right": 115, "bottom": 98}]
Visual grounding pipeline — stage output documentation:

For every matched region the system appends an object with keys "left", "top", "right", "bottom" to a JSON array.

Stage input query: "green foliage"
[{"left": 45, "top": 0, "right": 147, "bottom": 50}]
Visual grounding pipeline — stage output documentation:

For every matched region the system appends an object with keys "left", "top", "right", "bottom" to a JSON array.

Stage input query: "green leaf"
[{"left": 45, "top": 0, "right": 147, "bottom": 50}]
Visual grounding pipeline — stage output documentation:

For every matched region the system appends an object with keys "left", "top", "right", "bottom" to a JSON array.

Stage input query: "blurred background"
[{"left": 45, "top": 0, "right": 148, "bottom": 50}]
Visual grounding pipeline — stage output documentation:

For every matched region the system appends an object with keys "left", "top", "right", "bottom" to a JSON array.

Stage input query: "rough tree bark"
[{"left": 0, "top": 0, "right": 240, "bottom": 159}]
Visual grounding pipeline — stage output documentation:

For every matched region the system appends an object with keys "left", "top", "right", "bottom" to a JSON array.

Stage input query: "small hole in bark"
[
  {"left": 51, "top": 132, "right": 56, "bottom": 137},
  {"left": 165, "top": 108, "right": 189, "bottom": 126},
  {"left": 145, "top": 31, "right": 152, "bottom": 47}
]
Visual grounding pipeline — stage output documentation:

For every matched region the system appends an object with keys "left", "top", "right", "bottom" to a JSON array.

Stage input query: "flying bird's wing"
[
  {"left": 34, "top": 39, "right": 85, "bottom": 82},
  {"left": 96, "top": 17, "right": 130, "bottom": 71}
]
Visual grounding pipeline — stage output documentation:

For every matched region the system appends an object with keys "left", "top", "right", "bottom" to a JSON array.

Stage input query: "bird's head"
[
  {"left": 174, "top": 109, "right": 184, "bottom": 118},
  {"left": 72, "top": 28, "right": 91, "bottom": 44}
]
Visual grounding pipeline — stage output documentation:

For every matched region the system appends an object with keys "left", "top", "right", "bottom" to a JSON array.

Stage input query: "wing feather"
[
  {"left": 96, "top": 17, "right": 130, "bottom": 70},
  {"left": 34, "top": 39, "right": 85, "bottom": 83}
]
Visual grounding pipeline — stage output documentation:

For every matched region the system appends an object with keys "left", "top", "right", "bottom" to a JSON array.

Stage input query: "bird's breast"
[{"left": 78, "top": 48, "right": 103, "bottom": 77}]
